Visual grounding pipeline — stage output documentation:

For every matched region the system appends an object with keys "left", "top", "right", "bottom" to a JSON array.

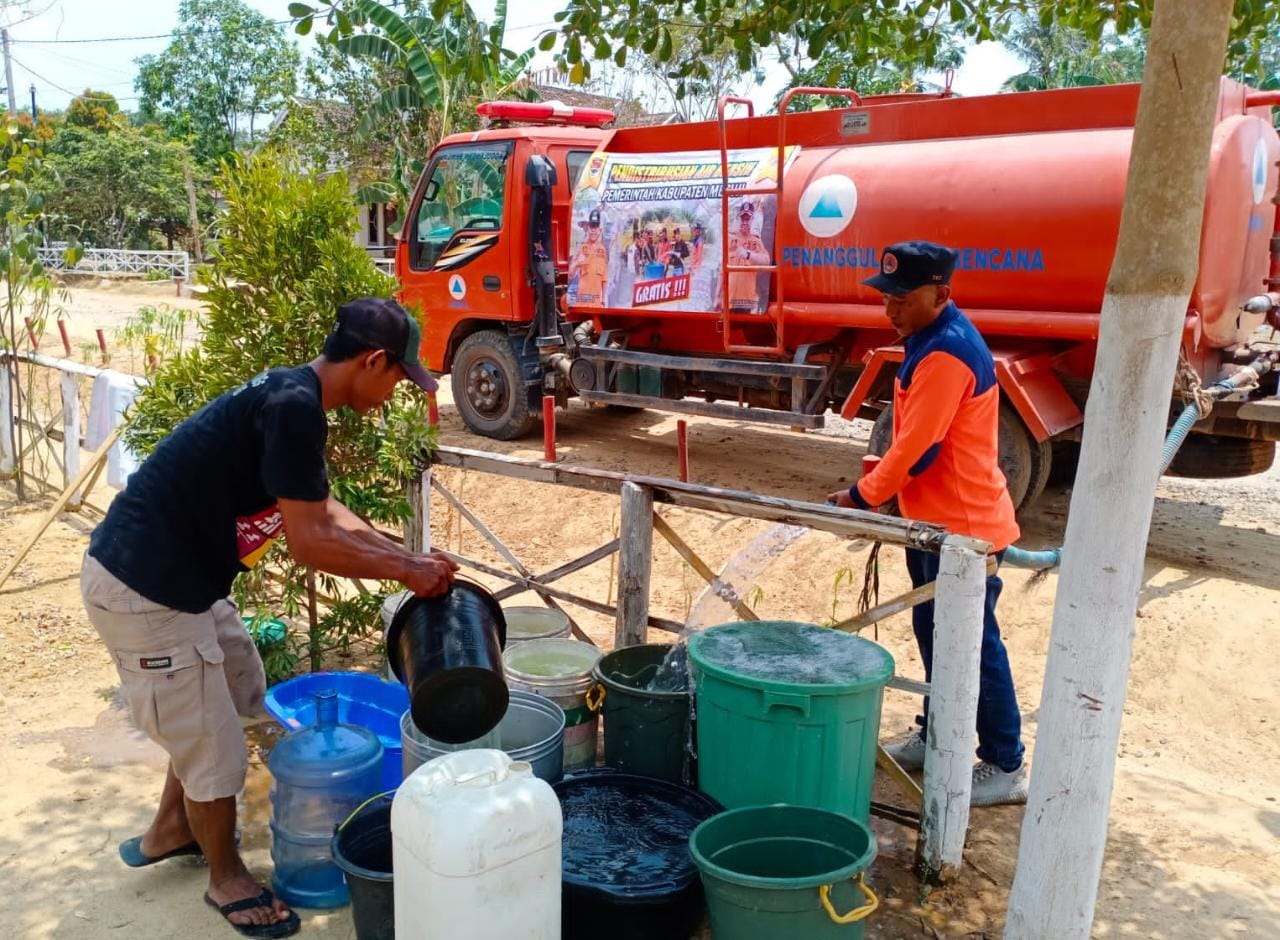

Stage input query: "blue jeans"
[{"left": 904, "top": 548, "right": 1025, "bottom": 772}]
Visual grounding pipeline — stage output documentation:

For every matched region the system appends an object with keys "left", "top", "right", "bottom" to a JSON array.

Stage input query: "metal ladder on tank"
[{"left": 715, "top": 87, "right": 864, "bottom": 357}]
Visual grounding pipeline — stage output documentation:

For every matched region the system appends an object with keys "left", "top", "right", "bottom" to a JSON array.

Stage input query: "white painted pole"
[
  {"left": 615, "top": 481, "right": 654, "bottom": 647},
  {"left": 1005, "top": 3, "right": 1235, "bottom": 937},
  {"left": 917, "top": 534, "right": 988, "bottom": 884},
  {"left": 60, "top": 373, "right": 81, "bottom": 509},
  {"left": 0, "top": 362, "right": 14, "bottom": 478}
]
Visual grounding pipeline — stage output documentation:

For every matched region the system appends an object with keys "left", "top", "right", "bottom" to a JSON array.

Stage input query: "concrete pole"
[
  {"left": 917, "top": 534, "right": 988, "bottom": 884},
  {"left": 1005, "top": 2, "right": 1235, "bottom": 937}
]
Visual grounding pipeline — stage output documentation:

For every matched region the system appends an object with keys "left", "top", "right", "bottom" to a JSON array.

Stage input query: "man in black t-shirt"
[{"left": 81, "top": 298, "right": 456, "bottom": 937}]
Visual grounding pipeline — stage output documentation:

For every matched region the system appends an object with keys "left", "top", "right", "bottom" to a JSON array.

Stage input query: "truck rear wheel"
[
  {"left": 1166, "top": 434, "right": 1275, "bottom": 479},
  {"left": 451, "top": 330, "right": 536, "bottom": 440},
  {"left": 868, "top": 403, "right": 1051, "bottom": 511}
]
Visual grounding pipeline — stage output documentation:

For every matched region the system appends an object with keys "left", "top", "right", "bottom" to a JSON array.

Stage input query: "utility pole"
[
  {"left": 28, "top": 82, "right": 34, "bottom": 120},
  {"left": 1, "top": 28, "right": 16, "bottom": 117}
]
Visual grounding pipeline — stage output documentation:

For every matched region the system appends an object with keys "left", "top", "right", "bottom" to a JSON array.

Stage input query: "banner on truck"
[{"left": 567, "top": 147, "right": 795, "bottom": 314}]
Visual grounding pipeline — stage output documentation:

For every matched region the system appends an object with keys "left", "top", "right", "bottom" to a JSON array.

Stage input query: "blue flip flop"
[{"left": 118, "top": 835, "right": 203, "bottom": 867}]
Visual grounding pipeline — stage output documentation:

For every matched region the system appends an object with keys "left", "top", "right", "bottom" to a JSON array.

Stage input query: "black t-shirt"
[{"left": 89, "top": 366, "right": 329, "bottom": 613}]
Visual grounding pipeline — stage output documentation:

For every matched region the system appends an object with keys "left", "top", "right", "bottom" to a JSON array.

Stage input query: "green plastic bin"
[
  {"left": 687, "top": 622, "right": 894, "bottom": 823},
  {"left": 690, "top": 804, "right": 878, "bottom": 939},
  {"left": 593, "top": 644, "right": 692, "bottom": 784}
]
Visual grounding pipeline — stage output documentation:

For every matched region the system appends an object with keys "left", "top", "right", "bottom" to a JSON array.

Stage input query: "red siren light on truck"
[{"left": 476, "top": 100, "right": 615, "bottom": 127}]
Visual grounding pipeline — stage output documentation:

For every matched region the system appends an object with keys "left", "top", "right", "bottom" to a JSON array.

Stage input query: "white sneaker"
[
  {"left": 881, "top": 728, "right": 926, "bottom": 772},
  {"left": 970, "top": 760, "right": 1029, "bottom": 806}
]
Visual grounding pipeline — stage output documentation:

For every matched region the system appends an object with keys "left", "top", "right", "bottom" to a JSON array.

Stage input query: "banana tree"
[{"left": 329, "top": 0, "right": 534, "bottom": 221}]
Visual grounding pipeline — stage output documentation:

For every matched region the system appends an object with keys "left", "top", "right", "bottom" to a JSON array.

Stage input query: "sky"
[{"left": 0, "top": 0, "right": 1025, "bottom": 115}]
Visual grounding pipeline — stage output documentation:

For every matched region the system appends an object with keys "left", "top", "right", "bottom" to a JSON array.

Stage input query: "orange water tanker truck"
[{"left": 397, "top": 82, "right": 1280, "bottom": 508}]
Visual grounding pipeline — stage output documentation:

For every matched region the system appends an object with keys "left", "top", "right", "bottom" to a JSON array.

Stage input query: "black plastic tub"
[
  {"left": 554, "top": 769, "right": 722, "bottom": 940},
  {"left": 385, "top": 580, "right": 508, "bottom": 744},
  {"left": 330, "top": 794, "right": 394, "bottom": 940}
]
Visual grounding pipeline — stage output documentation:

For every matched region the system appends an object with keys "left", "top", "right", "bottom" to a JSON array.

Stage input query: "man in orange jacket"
[{"left": 827, "top": 240, "right": 1028, "bottom": 806}]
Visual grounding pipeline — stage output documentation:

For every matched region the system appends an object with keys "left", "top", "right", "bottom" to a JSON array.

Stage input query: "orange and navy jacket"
[{"left": 850, "top": 302, "right": 1020, "bottom": 551}]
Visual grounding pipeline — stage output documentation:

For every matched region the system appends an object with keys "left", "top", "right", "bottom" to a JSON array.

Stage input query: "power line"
[
  {"left": 9, "top": 17, "right": 297, "bottom": 44},
  {"left": 9, "top": 53, "right": 137, "bottom": 102}
]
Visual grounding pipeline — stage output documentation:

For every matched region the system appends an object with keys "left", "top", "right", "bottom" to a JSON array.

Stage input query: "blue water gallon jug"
[{"left": 269, "top": 689, "right": 384, "bottom": 908}]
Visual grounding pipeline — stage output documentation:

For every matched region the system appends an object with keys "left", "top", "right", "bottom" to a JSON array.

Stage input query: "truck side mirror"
[{"left": 525, "top": 155, "right": 558, "bottom": 187}]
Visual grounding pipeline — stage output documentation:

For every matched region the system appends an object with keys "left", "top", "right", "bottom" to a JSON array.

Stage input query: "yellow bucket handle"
[
  {"left": 819, "top": 873, "right": 879, "bottom": 925},
  {"left": 338, "top": 789, "right": 397, "bottom": 833},
  {"left": 585, "top": 683, "right": 606, "bottom": 712}
]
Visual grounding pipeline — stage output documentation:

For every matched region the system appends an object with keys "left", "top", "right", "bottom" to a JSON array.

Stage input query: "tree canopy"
[
  {"left": 39, "top": 126, "right": 193, "bottom": 250},
  {"left": 136, "top": 0, "right": 300, "bottom": 163}
]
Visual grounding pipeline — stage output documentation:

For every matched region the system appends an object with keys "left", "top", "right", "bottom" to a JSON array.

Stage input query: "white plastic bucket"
[{"left": 504, "top": 638, "right": 603, "bottom": 773}]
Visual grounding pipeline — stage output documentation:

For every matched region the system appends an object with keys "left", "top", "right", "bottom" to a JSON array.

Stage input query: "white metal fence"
[{"left": 38, "top": 247, "right": 191, "bottom": 282}]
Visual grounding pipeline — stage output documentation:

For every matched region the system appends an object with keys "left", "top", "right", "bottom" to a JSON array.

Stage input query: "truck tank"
[{"left": 587, "top": 80, "right": 1280, "bottom": 351}]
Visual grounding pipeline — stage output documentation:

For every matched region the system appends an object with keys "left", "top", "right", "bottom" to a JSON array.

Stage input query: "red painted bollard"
[
  {"left": 677, "top": 419, "right": 689, "bottom": 482},
  {"left": 23, "top": 317, "right": 38, "bottom": 350},
  {"left": 427, "top": 391, "right": 439, "bottom": 428},
  {"left": 96, "top": 328, "right": 109, "bottom": 361},
  {"left": 57, "top": 319, "right": 73, "bottom": 358},
  {"left": 543, "top": 395, "right": 557, "bottom": 462}
]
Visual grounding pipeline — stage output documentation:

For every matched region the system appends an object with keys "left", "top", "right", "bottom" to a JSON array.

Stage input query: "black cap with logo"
[
  {"left": 862, "top": 241, "right": 958, "bottom": 296},
  {"left": 333, "top": 297, "right": 438, "bottom": 392}
]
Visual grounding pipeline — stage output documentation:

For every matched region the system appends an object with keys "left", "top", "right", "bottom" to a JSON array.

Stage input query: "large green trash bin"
[{"left": 687, "top": 621, "right": 894, "bottom": 823}]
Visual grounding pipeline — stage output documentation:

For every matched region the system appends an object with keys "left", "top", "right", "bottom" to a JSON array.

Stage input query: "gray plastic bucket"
[{"left": 400, "top": 689, "right": 566, "bottom": 783}]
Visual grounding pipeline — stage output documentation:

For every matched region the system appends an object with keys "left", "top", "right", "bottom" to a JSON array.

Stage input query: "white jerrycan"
[{"left": 391, "top": 748, "right": 562, "bottom": 940}]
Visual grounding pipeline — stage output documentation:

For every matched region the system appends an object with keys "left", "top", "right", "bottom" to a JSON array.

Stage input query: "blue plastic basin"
[{"left": 264, "top": 671, "right": 409, "bottom": 792}]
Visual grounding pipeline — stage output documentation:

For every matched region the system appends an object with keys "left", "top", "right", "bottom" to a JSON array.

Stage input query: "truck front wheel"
[{"left": 451, "top": 330, "right": 536, "bottom": 440}]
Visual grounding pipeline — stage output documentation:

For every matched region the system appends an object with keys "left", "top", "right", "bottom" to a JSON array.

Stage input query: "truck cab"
[{"left": 397, "top": 111, "right": 606, "bottom": 438}]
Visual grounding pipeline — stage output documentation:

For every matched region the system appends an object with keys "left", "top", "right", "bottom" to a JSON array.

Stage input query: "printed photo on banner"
[{"left": 567, "top": 147, "right": 794, "bottom": 313}]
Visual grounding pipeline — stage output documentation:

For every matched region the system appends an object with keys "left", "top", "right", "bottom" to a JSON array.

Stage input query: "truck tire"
[
  {"left": 1166, "top": 434, "right": 1276, "bottom": 479},
  {"left": 867, "top": 403, "right": 1051, "bottom": 511},
  {"left": 451, "top": 330, "right": 536, "bottom": 440}
]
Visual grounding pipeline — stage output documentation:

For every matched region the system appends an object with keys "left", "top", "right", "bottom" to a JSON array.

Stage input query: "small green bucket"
[
  {"left": 690, "top": 804, "right": 878, "bottom": 939},
  {"left": 593, "top": 644, "right": 691, "bottom": 784}
]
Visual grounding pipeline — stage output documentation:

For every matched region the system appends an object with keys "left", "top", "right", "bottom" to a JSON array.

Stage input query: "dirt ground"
[{"left": 2, "top": 287, "right": 1278, "bottom": 938}]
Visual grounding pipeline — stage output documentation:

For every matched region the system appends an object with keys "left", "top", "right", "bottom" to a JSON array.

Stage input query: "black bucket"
[
  {"left": 331, "top": 794, "right": 394, "bottom": 940},
  {"left": 555, "top": 770, "right": 722, "bottom": 940},
  {"left": 385, "top": 580, "right": 508, "bottom": 744}
]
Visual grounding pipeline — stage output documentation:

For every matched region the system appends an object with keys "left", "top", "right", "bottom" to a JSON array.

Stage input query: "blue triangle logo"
[{"left": 810, "top": 192, "right": 845, "bottom": 218}]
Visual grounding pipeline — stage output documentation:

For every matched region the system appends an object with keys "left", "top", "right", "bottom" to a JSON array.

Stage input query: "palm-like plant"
[
  {"left": 1000, "top": 5, "right": 1145, "bottom": 92},
  {"left": 336, "top": 0, "right": 534, "bottom": 139},
  {"left": 333, "top": 0, "right": 533, "bottom": 215}
]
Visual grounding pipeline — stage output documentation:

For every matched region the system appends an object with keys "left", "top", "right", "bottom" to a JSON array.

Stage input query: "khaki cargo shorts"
[{"left": 80, "top": 553, "right": 266, "bottom": 802}]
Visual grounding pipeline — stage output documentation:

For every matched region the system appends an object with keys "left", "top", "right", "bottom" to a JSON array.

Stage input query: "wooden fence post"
[
  {"left": 615, "top": 481, "right": 653, "bottom": 647},
  {"left": 0, "top": 361, "right": 13, "bottom": 478},
  {"left": 60, "top": 373, "right": 81, "bottom": 509},
  {"left": 404, "top": 466, "right": 434, "bottom": 553},
  {"left": 917, "top": 534, "right": 987, "bottom": 884}
]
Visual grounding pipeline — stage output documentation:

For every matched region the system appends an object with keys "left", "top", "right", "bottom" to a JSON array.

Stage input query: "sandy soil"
[{"left": 2, "top": 291, "right": 1278, "bottom": 938}]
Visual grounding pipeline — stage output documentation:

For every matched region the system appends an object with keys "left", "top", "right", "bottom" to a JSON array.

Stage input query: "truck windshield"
[{"left": 412, "top": 143, "right": 512, "bottom": 269}]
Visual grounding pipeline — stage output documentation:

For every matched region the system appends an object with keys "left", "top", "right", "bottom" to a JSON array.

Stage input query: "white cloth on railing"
[{"left": 85, "top": 370, "right": 146, "bottom": 488}]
